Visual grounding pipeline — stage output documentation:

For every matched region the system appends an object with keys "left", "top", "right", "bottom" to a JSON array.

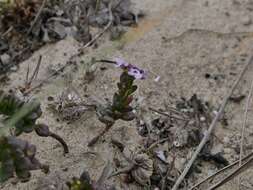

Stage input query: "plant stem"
[
  {"left": 88, "top": 123, "right": 113, "bottom": 147},
  {"left": 95, "top": 0, "right": 100, "bottom": 13},
  {"left": 49, "top": 132, "right": 69, "bottom": 154}
]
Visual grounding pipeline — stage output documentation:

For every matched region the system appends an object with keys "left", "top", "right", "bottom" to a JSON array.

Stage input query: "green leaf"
[
  {"left": 130, "top": 85, "right": 138, "bottom": 94},
  {"left": 0, "top": 157, "right": 14, "bottom": 183}
]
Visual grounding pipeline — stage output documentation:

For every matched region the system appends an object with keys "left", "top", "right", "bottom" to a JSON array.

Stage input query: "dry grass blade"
[
  {"left": 1, "top": 26, "right": 13, "bottom": 38},
  {"left": 78, "top": 2, "right": 113, "bottom": 54},
  {"left": 27, "top": 0, "right": 47, "bottom": 35},
  {"left": 237, "top": 77, "right": 253, "bottom": 189},
  {"left": 189, "top": 151, "right": 253, "bottom": 190},
  {"left": 97, "top": 162, "right": 112, "bottom": 186},
  {"left": 29, "top": 55, "right": 42, "bottom": 82},
  {"left": 149, "top": 107, "right": 189, "bottom": 121},
  {"left": 137, "top": 137, "right": 169, "bottom": 154},
  {"left": 171, "top": 56, "right": 253, "bottom": 190},
  {"left": 207, "top": 156, "right": 253, "bottom": 190},
  {"left": 23, "top": 3, "right": 113, "bottom": 96},
  {"left": 24, "top": 55, "right": 42, "bottom": 90}
]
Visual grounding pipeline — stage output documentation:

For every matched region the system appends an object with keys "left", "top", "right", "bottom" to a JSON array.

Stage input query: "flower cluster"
[{"left": 114, "top": 58, "right": 146, "bottom": 80}]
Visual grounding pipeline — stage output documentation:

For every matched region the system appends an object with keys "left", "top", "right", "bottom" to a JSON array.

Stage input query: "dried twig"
[
  {"left": 78, "top": 2, "right": 113, "bottom": 54},
  {"left": 149, "top": 107, "right": 189, "bottom": 121},
  {"left": 88, "top": 123, "right": 113, "bottom": 147},
  {"left": 162, "top": 155, "right": 176, "bottom": 190},
  {"left": 207, "top": 155, "right": 253, "bottom": 190},
  {"left": 27, "top": 0, "right": 47, "bottom": 35},
  {"left": 171, "top": 56, "right": 253, "bottom": 190},
  {"left": 49, "top": 132, "right": 69, "bottom": 154},
  {"left": 237, "top": 77, "right": 253, "bottom": 189},
  {"left": 137, "top": 137, "right": 169, "bottom": 154},
  {"left": 189, "top": 151, "right": 253, "bottom": 190},
  {"left": 1, "top": 26, "right": 13, "bottom": 38},
  {"left": 107, "top": 164, "right": 135, "bottom": 179},
  {"left": 29, "top": 55, "right": 42, "bottom": 82},
  {"left": 24, "top": 55, "right": 42, "bottom": 89},
  {"left": 96, "top": 162, "right": 112, "bottom": 186},
  {"left": 23, "top": 3, "right": 113, "bottom": 96}
]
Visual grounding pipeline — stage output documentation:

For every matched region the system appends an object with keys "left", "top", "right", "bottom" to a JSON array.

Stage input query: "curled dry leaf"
[{"left": 131, "top": 153, "right": 153, "bottom": 186}]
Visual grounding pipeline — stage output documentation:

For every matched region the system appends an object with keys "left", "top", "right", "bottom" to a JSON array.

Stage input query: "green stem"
[{"left": 95, "top": 0, "right": 100, "bottom": 13}]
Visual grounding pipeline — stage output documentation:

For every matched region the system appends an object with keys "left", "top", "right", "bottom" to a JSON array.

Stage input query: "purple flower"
[
  {"left": 114, "top": 58, "right": 146, "bottom": 80},
  {"left": 114, "top": 58, "right": 129, "bottom": 68},
  {"left": 128, "top": 66, "right": 146, "bottom": 80}
]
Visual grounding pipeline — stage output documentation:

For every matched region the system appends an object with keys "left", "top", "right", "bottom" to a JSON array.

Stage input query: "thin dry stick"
[
  {"left": 23, "top": 4, "right": 113, "bottom": 96},
  {"left": 189, "top": 151, "right": 253, "bottom": 190},
  {"left": 149, "top": 107, "right": 189, "bottom": 121},
  {"left": 49, "top": 132, "right": 69, "bottom": 154},
  {"left": 171, "top": 56, "right": 253, "bottom": 190},
  {"left": 25, "top": 55, "right": 42, "bottom": 88},
  {"left": 238, "top": 77, "right": 253, "bottom": 189},
  {"left": 29, "top": 55, "right": 42, "bottom": 83},
  {"left": 207, "top": 156, "right": 253, "bottom": 190},
  {"left": 107, "top": 164, "right": 135, "bottom": 179},
  {"left": 27, "top": 0, "right": 47, "bottom": 35},
  {"left": 78, "top": 2, "right": 113, "bottom": 54},
  {"left": 1, "top": 26, "right": 13, "bottom": 38},
  {"left": 137, "top": 137, "right": 169, "bottom": 154},
  {"left": 88, "top": 123, "right": 113, "bottom": 147},
  {"left": 25, "top": 63, "right": 30, "bottom": 87}
]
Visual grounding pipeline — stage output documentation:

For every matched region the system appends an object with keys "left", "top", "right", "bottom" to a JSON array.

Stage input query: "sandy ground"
[{"left": 1, "top": 0, "right": 253, "bottom": 189}]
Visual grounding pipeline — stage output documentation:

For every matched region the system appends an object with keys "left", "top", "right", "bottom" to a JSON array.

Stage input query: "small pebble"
[
  {"left": 242, "top": 16, "right": 252, "bottom": 26},
  {"left": 9, "top": 65, "right": 18, "bottom": 71},
  {"left": 0, "top": 53, "right": 11, "bottom": 65},
  {"left": 154, "top": 76, "right": 161, "bottom": 82},
  {"left": 200, "top": 116, "right": 206, "bottom": 122}
]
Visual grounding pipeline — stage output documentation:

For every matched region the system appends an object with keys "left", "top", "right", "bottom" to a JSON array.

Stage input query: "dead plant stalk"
[
  {"left": 237, "top": 76, "right": 253, "bottom": 189},
  {"left": 23, "top": 2, "right": 113, "bottom": 96},
  {"left": 171, "top": 56, "right": 253, "bottom": 190}
]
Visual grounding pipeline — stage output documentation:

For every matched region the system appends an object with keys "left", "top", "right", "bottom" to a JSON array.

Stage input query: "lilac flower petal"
[
  {"left": 114, "top": 58, "right": 129, "bottom": 68},
  {"left": 114, "top": 58, "right": 146, "bottom": 79},
  {"left": 128, "top": 67, "right": 145, "bottom": 79}
]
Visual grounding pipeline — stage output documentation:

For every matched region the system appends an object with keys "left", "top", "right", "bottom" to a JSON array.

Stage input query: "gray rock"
[
  {"left": 242, "top": 16, "right": 252, "bottom": 26},
  {"left": 0, "top": 53, "right": 11, "bottom": 65}
]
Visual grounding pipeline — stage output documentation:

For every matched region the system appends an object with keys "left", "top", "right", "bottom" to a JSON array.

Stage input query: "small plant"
[
  {"left": 0, "top": 136, "right": 49, "bottom": 183},
  {"left": 88, "top": 58, "right": 146, "bottom": 146},
  {"left": 0, "top": 91, "right": 69, "bottom": 153},
  {"left": 66, "top": 170, "right": 93, "bottom": 190},
  {"left": 0, "top": 90, "right": 69, "bottom": 183},
  {"left": 66, "top": 164, "right": 116, "bottom": 190}
]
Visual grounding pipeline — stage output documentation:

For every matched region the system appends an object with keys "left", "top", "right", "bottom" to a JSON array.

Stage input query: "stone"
[
  {"left": 0, "top": 53, "right": 11, "bottom": 65},
  {"left": 242, "top": 16, "right": 252, "bottom": 26}
]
